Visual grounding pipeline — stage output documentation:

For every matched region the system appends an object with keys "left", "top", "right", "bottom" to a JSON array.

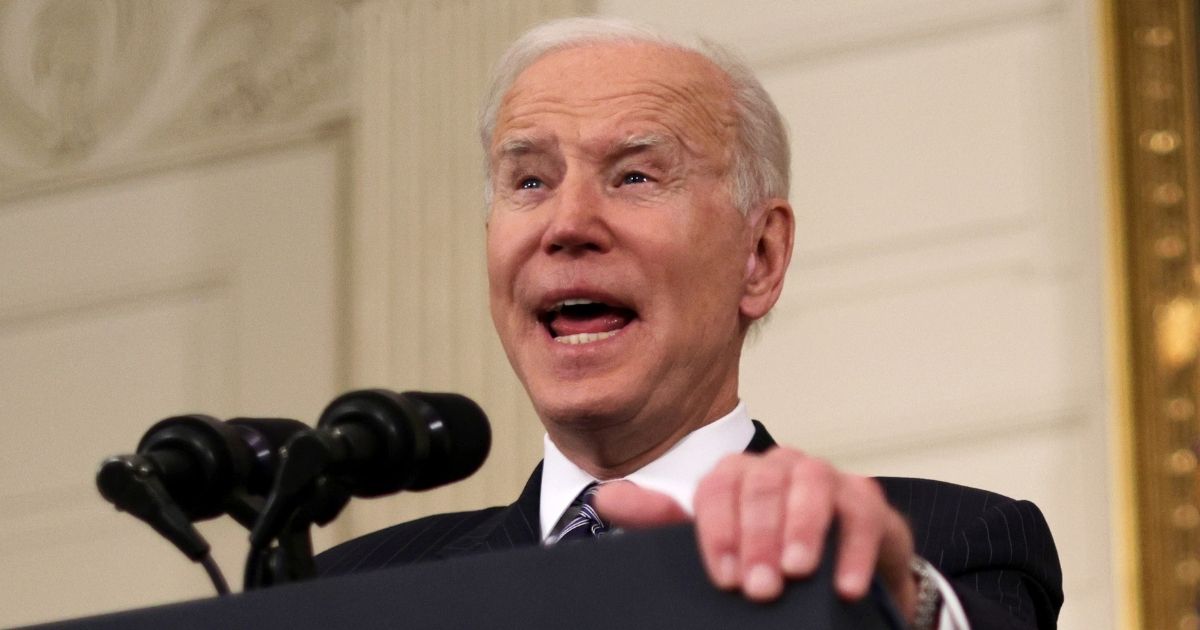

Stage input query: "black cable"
[{"left": 200, "top": 553, "right": 231, "bottom": 596}]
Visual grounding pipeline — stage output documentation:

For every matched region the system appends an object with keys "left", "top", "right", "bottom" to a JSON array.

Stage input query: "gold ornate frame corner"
[{"left": 1110, "top": 0, "right": 1200, "bottom": 627}]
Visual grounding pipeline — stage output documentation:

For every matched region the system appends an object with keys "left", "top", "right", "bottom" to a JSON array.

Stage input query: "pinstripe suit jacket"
[{"left": 317, "top": 422, "right": 1063, "bottom": 629}]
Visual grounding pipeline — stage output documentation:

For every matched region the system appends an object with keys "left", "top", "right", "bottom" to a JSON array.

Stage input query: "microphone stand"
[
  {"left": 244, "top": 513, "right": 315, "bottom": 589},
  {"left": 244, "top": 431, "right": 352, "bottom": 590}
]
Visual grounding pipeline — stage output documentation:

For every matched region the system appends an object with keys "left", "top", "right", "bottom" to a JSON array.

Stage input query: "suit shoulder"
[
  {"left": 876, "top": 476, "right": 1062, "bottom": 629},
  {"left": 315, "top": 506, "right": 506, "bottom": 577},
  {"left": 873, "top": 477, "right": 1032, "bottom": 516},
  {"left": 874, "top": 476, "right": 1054, "bottom": 555}
]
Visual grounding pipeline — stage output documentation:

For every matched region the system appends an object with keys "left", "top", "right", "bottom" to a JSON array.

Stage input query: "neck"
[{"left": 546, "top": 389, "right": 741, "bottom": 480}]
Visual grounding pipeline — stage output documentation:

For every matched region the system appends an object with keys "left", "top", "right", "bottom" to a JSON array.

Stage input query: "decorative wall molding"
[
  {"left": 0, "top": 272, "right": 227, "bottom": 337},
  {"left": 342, "top": 0, "right": 593, "bottom": 535},
  {"left": 1110, "top": 0, "right": 1200, "bottom": 628},
  {"left": 598, "top": 0, "right": 1064, "bottom": 69},
  {"left": 0, "top": 0, "right": 350, "bottom": 200}
]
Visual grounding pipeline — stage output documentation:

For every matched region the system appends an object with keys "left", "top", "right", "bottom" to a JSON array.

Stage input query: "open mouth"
[{"left": 538, "top": 298, "right": 637, "bottom": 345}]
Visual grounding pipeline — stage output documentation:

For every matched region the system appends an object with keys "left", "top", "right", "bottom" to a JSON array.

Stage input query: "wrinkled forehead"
[{"left": 491, "top": 42, "right": 736, "bottom": 161}]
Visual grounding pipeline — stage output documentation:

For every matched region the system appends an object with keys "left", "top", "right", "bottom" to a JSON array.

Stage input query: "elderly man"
[{"left": 318, "top": 17, "right": 1062, "bottom": 630}]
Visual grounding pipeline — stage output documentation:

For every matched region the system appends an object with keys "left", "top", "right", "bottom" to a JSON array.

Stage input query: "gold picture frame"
[{"left": 1110, "top": 0, "right": 1200, "bottom": 627}]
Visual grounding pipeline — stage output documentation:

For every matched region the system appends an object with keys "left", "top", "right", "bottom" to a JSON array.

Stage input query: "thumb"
[{"left": 593, "top": 481, "right": 690, "bottom": 529}]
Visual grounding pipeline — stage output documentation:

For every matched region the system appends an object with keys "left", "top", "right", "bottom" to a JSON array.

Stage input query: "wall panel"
[{"left": 0, "top": 139, "right": 345, "bottom": 625}]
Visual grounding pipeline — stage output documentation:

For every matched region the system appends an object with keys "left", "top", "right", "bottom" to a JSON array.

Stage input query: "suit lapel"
[
  {"left": 437, "top": 463, "right": 542, "bottom": 558},
  {"left": 490, "top": 462, "right": 542, "bottom": 546},
  {"left": 747, "top": 420, "right": 777, "bottom": 453}
]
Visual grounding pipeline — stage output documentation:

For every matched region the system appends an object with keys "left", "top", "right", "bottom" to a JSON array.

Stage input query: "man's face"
[{"left": 486, "top": 42, "right": 757, "bottom": 451}]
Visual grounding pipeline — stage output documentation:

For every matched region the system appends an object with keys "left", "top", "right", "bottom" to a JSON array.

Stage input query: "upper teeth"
[{"left": 550, "top": 299, "right": 597, "bottom": 312}]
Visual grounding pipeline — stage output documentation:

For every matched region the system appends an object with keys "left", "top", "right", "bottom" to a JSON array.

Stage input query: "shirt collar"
[{"left": 539, "top": 401, "right": 755, "bottom": 541}]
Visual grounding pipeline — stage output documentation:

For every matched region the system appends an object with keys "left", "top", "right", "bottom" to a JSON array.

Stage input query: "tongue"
[{"left": 549, "top": 308, "right": 633, "bottom": 337}]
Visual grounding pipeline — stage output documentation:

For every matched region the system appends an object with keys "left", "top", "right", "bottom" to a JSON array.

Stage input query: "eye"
[
  {"left": 519, "top": 177, "right": 544, "bottom": 190},
  {"left": 620, "top": 171, "right": 650, "bottom": 186}
]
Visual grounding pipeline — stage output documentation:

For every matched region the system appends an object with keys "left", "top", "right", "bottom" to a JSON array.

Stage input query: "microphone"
[
  {"left": 228, "top": 417, "right": 314, "bottom": 497},
  {"left": 97, "top": 415, "right": 310, "bottom": 595},
  {"left": 97, "top": 415, "right": 311, "bottom": 521},
  {"left": 317, "top": 389, "right": 492, "bottom": 496},
  {"left": 249, "top": 390, "right": 491, "bottom": 548}
]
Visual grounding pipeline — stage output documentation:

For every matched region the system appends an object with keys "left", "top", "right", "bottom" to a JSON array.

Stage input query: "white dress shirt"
[{"left": 539, "top": 401, "right": 969, "bottom": 629}]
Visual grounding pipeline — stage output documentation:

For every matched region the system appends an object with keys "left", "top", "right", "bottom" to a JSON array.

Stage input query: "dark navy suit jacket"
[{"left": 317, "top": 422, "right": 1063, "bottom": 629}]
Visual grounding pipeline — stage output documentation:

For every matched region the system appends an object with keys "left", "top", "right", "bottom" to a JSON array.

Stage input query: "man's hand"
[{"left": 592, "top": 447, "right": 918, "bottom": 621}]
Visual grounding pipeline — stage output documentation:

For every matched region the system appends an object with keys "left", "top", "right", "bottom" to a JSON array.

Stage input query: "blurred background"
[{"left": 0, "top": 0, "right": 1180, "bottom": 627}]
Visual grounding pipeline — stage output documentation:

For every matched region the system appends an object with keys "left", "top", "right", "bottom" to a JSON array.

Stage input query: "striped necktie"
[{"left": 546, "top": 482, "right": 609, "bottom": 545}]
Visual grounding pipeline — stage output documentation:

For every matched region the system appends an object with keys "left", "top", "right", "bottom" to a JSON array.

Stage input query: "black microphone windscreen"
[
  {"left": 134, "top": 414, "right": 246, "bottom": 520},
  {"left": 402, "top": 392, "right": 491, "bottom": 491},
  {"left": 228, "top": 417, "right": 310, "bottom": 448},
  {"left": 315, "top": 389, "right": 492, "bottom": 496},
  {"left": 227, "top": 417, "right": 311, "bottom": 494}
]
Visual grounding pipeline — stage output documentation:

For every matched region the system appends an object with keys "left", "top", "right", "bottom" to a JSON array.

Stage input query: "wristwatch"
[{"left": 910, "top": 556, "right": 943, "bottom": 630}]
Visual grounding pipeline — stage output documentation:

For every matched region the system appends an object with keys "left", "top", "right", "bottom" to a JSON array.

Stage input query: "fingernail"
[
  {"left": 717, "top": 554, "right": 738, "bottom": 588},
  {"left": 744, "top": 564, "right": 782, "bottom": 600},
  {"left": 781, "top": 543, "right": 811, "bottom": 574},
  {"left": 837, "top": 571, "right": 867, "bottom": 597}
]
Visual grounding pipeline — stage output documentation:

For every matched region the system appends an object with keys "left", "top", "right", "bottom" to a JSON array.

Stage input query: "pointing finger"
[{"left": 592, "top": 481, "right": 688, "bottom": 528}]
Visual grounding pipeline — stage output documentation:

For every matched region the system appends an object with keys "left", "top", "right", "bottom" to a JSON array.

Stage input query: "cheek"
[
  {"left": 486, "top": 217, "right": 542, "bottom": 331},
  {"left": 671, "top": 238, "right": 748, "bottom": 318},
  {"left": 484, "top": 238, "right": 505, "bottom": 289},
  {"left": 485, "top": 250, "right": 520, "bottom": 326},
  {"left": 485, "top": 220, "right": 522, "bottom": 287}
]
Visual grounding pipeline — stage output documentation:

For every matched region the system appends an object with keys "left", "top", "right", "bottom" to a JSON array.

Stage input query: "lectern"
[{"left": 30, "top": 525, "right": 902, "bottom": 629}]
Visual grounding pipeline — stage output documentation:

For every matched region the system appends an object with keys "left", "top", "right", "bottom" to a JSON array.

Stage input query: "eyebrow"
[
  {"left": 492, "top": 132, "right": 676, "bottom": 164},
  {"left": 617, "top": 133, "right": 668, "bottom": 150},
  {"left": 604, "top": 133, "right": 671, "bottom": 159},
  {"left": 494, "top": 135, "right": 555, "bottom": 160}
]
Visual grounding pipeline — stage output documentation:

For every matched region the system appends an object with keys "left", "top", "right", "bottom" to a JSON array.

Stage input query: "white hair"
[{"left": 478, "top": 17, "right": 790, "bottom": 214}]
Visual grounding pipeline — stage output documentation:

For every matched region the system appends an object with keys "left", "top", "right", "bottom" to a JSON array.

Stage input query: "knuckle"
[
  {"left": 793, "top": 456, "right": 835, "bottom": 485},
  {"left": 845, "top": 475, "right": 885, "bottom": 502},
  {"left": 703, "top": 454, "right": 746, "bottom": 484},
  {"left": 741, "top": 464, "right": 787, "bottom": 500},
  {"left": 837, "top": 477, "right": 887, "bottom": 524},
  {"left": 766, "top": 445, "right": 806, "bottom": 461},
  {"left": 697, "top": 466, "right": 739, "bottom": 499},
  {"left": 696, "top": 512, "right": 735, "bottom": 540}
]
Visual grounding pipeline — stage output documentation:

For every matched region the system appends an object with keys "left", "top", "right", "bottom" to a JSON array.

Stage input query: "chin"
[{"left": 526, "top": 380, "right": 639, "bottom": 430}]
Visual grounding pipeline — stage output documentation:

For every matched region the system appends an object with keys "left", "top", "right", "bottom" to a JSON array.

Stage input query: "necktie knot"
[{"left": 547, "top": 482, "right": 609, "bottom": 545}]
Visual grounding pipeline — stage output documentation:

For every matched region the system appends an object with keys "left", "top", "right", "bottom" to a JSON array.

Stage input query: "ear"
[{"left": 739, "top": 199, "right": 794, "bottom": 321}]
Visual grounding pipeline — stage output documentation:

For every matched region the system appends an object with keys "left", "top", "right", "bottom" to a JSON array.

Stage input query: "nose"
[{"left": 540, "top": 175, "right": 612, "bottom": 255}]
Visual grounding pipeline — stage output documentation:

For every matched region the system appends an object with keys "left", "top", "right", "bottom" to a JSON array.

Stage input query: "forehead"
[{"left": 492, "top": 42, "right": 735, "bottom": 156}]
